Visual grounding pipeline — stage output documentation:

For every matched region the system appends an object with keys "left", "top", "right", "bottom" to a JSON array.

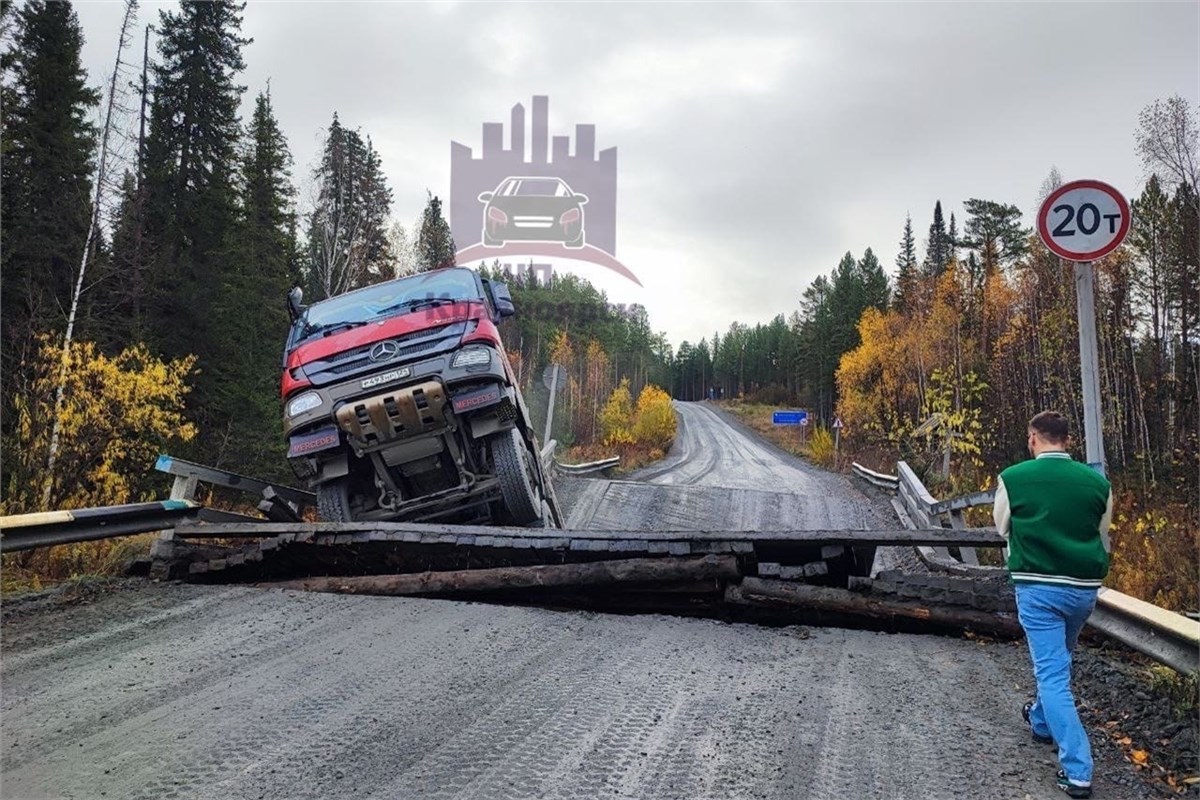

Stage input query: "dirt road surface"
[{"left": 1, "top": 402, "right": 1151, "bottom": 799}]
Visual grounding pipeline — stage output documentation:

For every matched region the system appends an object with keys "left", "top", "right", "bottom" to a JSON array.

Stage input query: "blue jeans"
[{"left": 1015, "top": 583, "right": 1098, "bottom": 784}]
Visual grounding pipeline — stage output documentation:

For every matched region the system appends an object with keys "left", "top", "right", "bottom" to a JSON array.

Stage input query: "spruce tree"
[
  {"left": 857, "top": 247, "right": 890, "bottom": 311},
  {"left": 923, "top": 201, "right": 949, "bottom": 277},
  {"left": 139, "top": 0, "right": 250, "bottom": 361},
  {"left": 132, "top": 0, "right": 250, "bottom": 460},
  {"left": 416, "top": 192, "right": 456, "bottom": 271},
  {"left": 893, "top": 213, "right": 919, "bottom": 313},
  {"left": 208, "top": 90, "right": 295, "bottom": 479},
  {"left": 305, "top": 114, "right": 393, "bottom": 297},
  {"left": 0, "top": 0, "right": 99, "bottom": 384}
]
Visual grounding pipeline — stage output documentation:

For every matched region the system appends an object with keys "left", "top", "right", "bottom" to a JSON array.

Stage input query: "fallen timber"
[
  {"left": 268, "top": 554, "right": 740, "bottom": 595},
  {"left": 726, "top": 577, "right": 1023, "bottom": 638},
  {"left": 150, "top": 518, "right": 1021, "bottom": 638}
]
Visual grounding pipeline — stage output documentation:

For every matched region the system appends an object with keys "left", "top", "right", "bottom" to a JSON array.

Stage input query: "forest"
[
  {"left": 0, "top": 0, "right": 676, "bottom": 523},
  {"left": 669, "top": 102, "right": 1198, "bottom": 609},
  {"left": 1, "top": 1, "right": 1194, "bottom": 608}
]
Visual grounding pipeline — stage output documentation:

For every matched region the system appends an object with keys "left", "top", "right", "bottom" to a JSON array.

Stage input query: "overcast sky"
[{"left": 73, "top": 1, "right": 1199, "bottom": 349}]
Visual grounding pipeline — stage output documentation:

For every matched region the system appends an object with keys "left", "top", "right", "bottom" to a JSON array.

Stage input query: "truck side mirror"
[
  {"left": 287, "top": 286, "right": 306, "bottom": 321},
  {"left": 491, "top": 281, "right": 515, "bottom": 318}
]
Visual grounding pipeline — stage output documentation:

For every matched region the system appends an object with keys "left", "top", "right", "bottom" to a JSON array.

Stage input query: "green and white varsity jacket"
[{"left": 993, "top": 452, "right": 1113, "bottom": 589}]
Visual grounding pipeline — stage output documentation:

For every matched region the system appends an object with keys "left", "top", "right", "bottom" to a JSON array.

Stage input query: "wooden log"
[
  {"left": 726, "top": 577, "right": 1022, "bottom": 638},
  {"left": 172, "top": 520, "right": 1004, "bottom": 548},
  {"left": 268, "top": 555, "right": 741, "bottom": 596}
]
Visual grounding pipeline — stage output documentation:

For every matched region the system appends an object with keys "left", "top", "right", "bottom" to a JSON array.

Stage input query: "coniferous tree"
[
  {"left": 117, "top": 0, "right": 253, "bottom": 468},
  {"left": 137, "top": 0, "right": 250, "bottom": 423},
  {"left": 0, "top": 0, "right": 99, "bottom": 388},
  {"left": 207, "top": 90, "right": 295, "bottom": 477},
  {"left": 893, "top": 214, "right": 919, "bottom": 313},
  {"left": 305, "top": 114, "right": 393, "bottom": 297},
  {"left": 962, "top": 198, "right": 1028, "bottom": 277},
  {"left": 923, "top": 200, "right": 949, "bottom": 277},
  {"left": 416, "top": 192, "right": 456, "bottom": 271},
  {"left": 857, "top": 247, "right": 890, "bottom": 312}
]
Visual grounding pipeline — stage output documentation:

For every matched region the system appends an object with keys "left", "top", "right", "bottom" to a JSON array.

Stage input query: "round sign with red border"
[{"left": 1037, "top": 179, "right": 1130, "bottom": 262}]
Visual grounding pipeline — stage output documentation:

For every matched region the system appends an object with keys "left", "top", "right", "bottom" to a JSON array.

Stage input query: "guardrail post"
[
  {"left": 170, "top": 475, "right": 199, "bottom": 502},
  {"left": 154, "top": 467, "right": 198, "bottom": 560},
  {"left": 947, "top": 509, "right": 979, "bottom": 566}
]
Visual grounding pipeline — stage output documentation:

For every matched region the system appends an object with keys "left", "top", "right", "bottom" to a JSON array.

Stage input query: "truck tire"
[
  {"left": 491, "top": 427, "right": 542, "bottom": 526},
  {"left": 317, "top": 478, "right": 354, "bottom": 522}
]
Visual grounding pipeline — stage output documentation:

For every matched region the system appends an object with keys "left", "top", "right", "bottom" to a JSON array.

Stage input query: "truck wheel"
[
  {"left": 491, "top": 427, "right": 542, "bottom": 526},
  {"left": 317, "top": 478, "right": 354, "bottom": 522}
]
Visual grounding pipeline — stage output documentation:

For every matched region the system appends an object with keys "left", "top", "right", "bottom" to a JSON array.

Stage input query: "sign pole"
[
  {"left": 544, "top": 366, "right": 559, "bottom": 445},
  {"left": 1074, "top": 260, "right": 1106, "bottom": 474},
  {"left": 1036, "top": 179, "right": 1128, "bottom": 477}
]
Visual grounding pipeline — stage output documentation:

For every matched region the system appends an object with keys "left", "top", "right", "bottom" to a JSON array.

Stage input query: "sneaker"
[
  {"left": 1056, "top": 769, "right": 1092, "bottom": 798},
  {"left": 1022, "top": 701, "right": 1054, "bottom": 745}
]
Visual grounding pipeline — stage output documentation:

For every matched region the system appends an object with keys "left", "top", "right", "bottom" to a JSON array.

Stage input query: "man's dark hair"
[{"left": 1029, "top": 410, "right": 1069, "bottom": 444}]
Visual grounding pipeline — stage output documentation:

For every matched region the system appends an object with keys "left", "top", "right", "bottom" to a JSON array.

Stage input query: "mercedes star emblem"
[{"left": 369, "top": 340, "right": 400, "bottom": 362}]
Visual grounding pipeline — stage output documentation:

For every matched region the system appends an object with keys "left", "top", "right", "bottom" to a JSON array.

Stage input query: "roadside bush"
[
  {"left": 1106, "top": 490, "right": 1198, "bottom": 612},
  {"left": 633, "top": 384, "right": 676, "bottom": 451},
  {"left": 600, "top": 379, "right": 635, "bottom": 446},
  {"left": 1, "top": 335, "right": 197, "bottom": 515},
  {"left": 806, "top": 426, "right": 835, "bottom": 468},
  {"left": 1, "top": 336, "right": 197, "bottom": 592}
]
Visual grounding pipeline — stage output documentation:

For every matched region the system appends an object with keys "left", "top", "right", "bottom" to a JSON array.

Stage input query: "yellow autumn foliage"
[
  {"left": 2, "top": 335, "right": 198, "bottom": 516},
  {"left": 632, "top": 384, "right": 676, "bottom": 451},
  {"left": 600, "top": 379, "right": 636, "bottom": 446},
  {"left": 806, "top": 426, "right": 836, "bottom": 468}
]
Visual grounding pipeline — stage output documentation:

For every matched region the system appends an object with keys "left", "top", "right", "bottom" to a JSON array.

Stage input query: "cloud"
[{"left": 71, "top": 0, "right": 1199, "bottom": 348}]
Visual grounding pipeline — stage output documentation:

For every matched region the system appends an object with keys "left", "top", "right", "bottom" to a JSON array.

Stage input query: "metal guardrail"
[
  {"left": 554, "top": 456, "right": 621, "bottom": 475},
  {"left": 851, "top": 462, "right": 899, "bottom": 490},
  {"left": 1093, "top": 589, "right": 1200, "bottom": 675},
  {"left": 156, "top": 454, "right": 315, "bottom": 507},
  {"left": 0, "top": 501, "right": 203, "bottom": 553},
  {"left": 540, "top": 439, "right": 557, "bottom": 468},
  {"left": 856, "top": 459, "right": 1200, "bottom": 674}
]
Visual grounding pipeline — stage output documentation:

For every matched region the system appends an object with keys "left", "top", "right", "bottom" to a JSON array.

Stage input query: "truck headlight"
[
  {"left": 287, "top": 391, "right": 322, "bottom": 418},
  {"left": 451, "top": 346, "right": 492, "bottom": 368}
]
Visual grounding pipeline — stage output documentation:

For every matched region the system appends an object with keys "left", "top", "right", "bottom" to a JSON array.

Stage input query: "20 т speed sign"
[{"left": 1037, "top": 179, "right": 1130, "bottom": 262}]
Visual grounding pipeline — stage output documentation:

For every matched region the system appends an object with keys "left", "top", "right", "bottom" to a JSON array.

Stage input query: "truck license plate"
[{"left": 362, "top": 367, "right": 410, "bottom": 389}]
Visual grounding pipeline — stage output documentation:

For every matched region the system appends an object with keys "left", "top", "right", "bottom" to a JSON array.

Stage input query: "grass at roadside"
[{"left": 1, "top": 533, "right": 158, "bottom": 596}]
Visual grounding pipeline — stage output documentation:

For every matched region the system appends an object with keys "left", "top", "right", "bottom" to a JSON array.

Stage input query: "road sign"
[
  {"left": 832, "top": 418, "right": 844, "bottom": 429},
  {"left": 772, "top": 410, "right": 807, "bottom": 426},
  {"left": 1037, "top": 179, "right": 1130, "bottom": 263},
  {"left": 542, "top": 364, "right": 567, "bottom": 393}
]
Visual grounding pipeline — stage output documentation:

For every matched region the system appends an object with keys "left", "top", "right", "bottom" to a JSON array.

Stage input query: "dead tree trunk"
[
  {"left": 726, "top": 577, "right": 1023, "bottom": 638},
  {"left": 269, "top": 555, "right": 740, "bottom": 596}
]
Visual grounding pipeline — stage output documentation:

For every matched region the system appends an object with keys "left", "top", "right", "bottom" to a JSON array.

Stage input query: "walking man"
[{"left": 993, "top": 410, "right": 1112, "bottom": 799}]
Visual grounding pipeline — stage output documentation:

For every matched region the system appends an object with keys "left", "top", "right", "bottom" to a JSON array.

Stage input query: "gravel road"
[{"left": 1, "top": 402, "right": 1156, "bottom": 799}]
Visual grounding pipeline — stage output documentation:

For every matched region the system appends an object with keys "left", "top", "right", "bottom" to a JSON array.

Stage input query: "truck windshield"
[{"left": 299, "top": 269, "right": 482, "bottom": 341}]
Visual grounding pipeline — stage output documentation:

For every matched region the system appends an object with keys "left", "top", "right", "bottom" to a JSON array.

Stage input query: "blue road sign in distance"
[{"left": 772, "top": 410, "right": 807, "bottom": 426}]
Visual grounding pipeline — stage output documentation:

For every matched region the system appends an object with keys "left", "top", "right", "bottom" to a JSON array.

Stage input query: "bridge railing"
[{"left": 852, "top": 458, "right": 1200, "bottom": 675}]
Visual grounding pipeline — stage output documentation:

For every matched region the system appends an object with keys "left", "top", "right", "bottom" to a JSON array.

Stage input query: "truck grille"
[{"left": 303, "top": 321, "right": 468, "bottom": 387}]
